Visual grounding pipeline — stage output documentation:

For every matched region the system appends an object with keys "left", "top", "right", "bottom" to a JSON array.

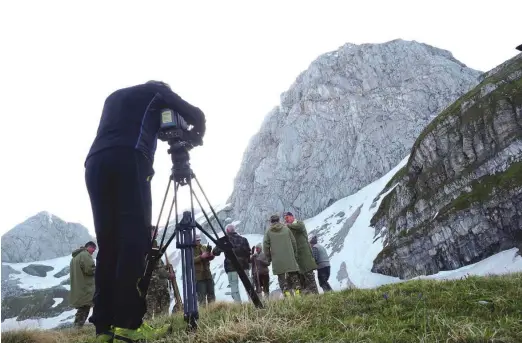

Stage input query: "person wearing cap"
[
  {"left": 193, "top": 233, "right": 216, "bottom": 305},
  {"left": 283, "top": 212, "right": 319, "bottom": 295},
  {"left": 263, "top": 214, "right": 301, "bottom": 297},
  {"left": 212, "top": 224, "right": 251, "bottom": 303},
  {"left": 309, "top": 235, "right": 333, "bottom": 292}
]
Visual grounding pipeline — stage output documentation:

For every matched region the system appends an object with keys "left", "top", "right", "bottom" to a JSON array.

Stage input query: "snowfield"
[{"left": 2, "top": 155, "right": 521, "bottom": 331}]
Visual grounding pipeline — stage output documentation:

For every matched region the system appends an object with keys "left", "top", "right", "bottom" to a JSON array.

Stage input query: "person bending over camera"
[{"left": 84, "top": 81, "right": 205, "bottom": 343}]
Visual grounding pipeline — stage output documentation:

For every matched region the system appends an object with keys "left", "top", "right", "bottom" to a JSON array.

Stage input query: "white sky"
[{"left": 0, "top": 0, "right": 520, "bottom": 236}]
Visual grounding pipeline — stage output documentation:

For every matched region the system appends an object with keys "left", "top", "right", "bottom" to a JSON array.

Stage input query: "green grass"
[
  {"left": 437, "top": 161, "right": 522, "bottom": 221},
  {"left": 412, "top": 55, "right": 522, "bottom": 151},
  {"left": 3, "top": 273, "right": 522, "bottom": 342}
]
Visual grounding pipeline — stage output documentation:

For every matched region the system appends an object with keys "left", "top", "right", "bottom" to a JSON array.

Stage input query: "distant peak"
[{"left": 36, "top": 211, "right": 53, "bottom": 218}]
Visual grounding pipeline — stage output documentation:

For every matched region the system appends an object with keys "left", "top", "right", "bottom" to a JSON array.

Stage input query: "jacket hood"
[
  {"left": 270, "top": 223, "right": 286, "bottom": 232},
  {"left": 72, "top": 247, "right": 86, "bottom": 257}
]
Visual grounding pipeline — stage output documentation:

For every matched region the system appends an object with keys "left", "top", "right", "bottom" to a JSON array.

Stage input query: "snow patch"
[
  {"left": 1, "top": 309, "right": 79, "bottom": 332},
  {"left": 51, "top": 298, "right": 63, "bottom": 308},
  {"left": 2, "top": 255, "right": 70, "bottom": 291}
]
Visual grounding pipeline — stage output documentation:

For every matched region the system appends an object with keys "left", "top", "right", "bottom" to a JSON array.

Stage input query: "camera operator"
[{"left": 84, "top": 81, "right": 205, "bottom": 343}]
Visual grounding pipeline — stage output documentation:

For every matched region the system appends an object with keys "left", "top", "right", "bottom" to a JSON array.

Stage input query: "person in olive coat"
[
  {"left": 263, "top": 214, "right": 301, "bottom": 297},
  {"left": 284, "top": 212, "right": 319, "bottom": 294},
  {"left": 69, "top": 241, "right": 96, "bottom": 328}
]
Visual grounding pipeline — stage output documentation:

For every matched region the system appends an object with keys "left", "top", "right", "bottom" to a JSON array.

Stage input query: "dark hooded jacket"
[
  {"left": 69, "top": 247, "right": 95, "bottom": 308},
  {"left": 85, "top": 82, "right": 206, "bottom": 165},
  {"left": 212, "top": 232, "right": 251, "bottom": 272}
]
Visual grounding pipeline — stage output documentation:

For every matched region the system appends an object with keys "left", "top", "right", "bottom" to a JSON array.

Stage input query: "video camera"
[{"left": 158, "top": 109, "right": 202, "bottom": 148}]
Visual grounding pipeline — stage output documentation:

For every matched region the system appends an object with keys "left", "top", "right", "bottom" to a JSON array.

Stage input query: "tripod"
[{"left": 139, "top": 138, "right": 264, "bottom": 331}]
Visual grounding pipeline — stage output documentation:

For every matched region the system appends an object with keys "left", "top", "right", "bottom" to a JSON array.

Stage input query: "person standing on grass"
[
  {"left": 310, "top": 235, "right": 333, "bottom": 292},
  {"left": 263, "top": 214, "right": 301, "bottom": 297},
  {"left": 69, "top": 241, "right": 96, "bottom": 328}
]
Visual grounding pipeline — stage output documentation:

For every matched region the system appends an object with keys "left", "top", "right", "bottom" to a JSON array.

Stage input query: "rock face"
[
  {"left": 224, "top": 39, "right": 482, "bottom": 234},
  {"left": 1, "top": 286, "right": 71, "bottom": 321},
  {"left": 1, "top": 211, "right": 95, "bottom": 263},
  {"left": 371, "top": 52, "right": 522, "bottom": 279},
  {"left": 1, "top": 265, "right": 22, "bottom": 300}
]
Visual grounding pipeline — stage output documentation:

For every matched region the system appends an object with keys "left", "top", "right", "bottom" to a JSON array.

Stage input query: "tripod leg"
[
  {"left": 180, "top": 226, "right": 198, "bottom": 330},
  {"left": 193, "top": 176, "right": 227, "bottom": 233}
]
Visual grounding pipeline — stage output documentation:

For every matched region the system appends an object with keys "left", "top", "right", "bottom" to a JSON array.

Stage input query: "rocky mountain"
[
  {"left": 371, "top": 52, "right": 522, "bottom": 279},
  {"left": 1, "top": 211, "right": 94, "bottom": 263},
  {"left": 215, "top": 39, "right": 482, "bottom": 234}
]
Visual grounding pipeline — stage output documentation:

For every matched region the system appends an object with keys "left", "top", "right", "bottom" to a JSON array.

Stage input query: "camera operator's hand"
[
  {"left": 148, "top": 81, "right": 206, "bottom": 139},
  {"left": 201, "top": 251, "right": 210, "bottom": 259}
]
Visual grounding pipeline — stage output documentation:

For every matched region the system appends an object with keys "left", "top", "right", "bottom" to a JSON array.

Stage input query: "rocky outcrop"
[
  {"left": 22, "top": 264, "right": 54, "bottom": 277},
  {"left": 1, "top": 212, "right": 95, "bottom": 263},
  {"left": 1, "top": 265, "right": 22, "bottom": 300},
  {"left": 371, "top": 52, "right": 522, "bottom": 279},
  {"left": 223, "top": 39, "right": 482, "bottom": 234},
  {"left": 1, "top": 286, "right": 71, "bottom": 321}
]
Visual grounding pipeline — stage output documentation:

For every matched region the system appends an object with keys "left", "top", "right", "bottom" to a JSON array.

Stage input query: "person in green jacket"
[
  {"left": 144, "top": 239, "right": 172, "bottom": 320},
  {"left": 263, "top": 214, "right": 301, "bottom": 297},
  {"left": 284, "top": 212, "right": 319, "bottom": 295},
  {"left": 193, "top": 234, "right": 216, "bottom": 305},
  {"left": 69, "top": 241, "right": 97, "bottom": 328}
]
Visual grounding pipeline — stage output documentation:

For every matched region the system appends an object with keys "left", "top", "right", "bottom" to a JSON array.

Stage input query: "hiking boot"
[
  {"left": 95, "top": 330, "right": 114, "bottom": 343},
  {"left": 283, "top": 291, "right": 291, "bottom": 297},
  {"left": 113, "top": 323, "right": 170, "bottom": 342},
  {"left": 294, "top": 289, "right": 301, "bottom": 297}
]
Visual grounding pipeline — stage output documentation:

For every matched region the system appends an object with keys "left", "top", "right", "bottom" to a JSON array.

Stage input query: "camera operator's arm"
[{"left": 149, "top": 83, "right": 206, "bottom": 136}]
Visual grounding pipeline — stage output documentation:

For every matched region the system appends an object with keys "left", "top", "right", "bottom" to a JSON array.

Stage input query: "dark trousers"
[
  {"left": 74, "top": 306, "right": 91, "bottom": 327},
  {"left": 85, "top": 147, "right": 154, "bottom": 334},
  {"left": 196, "top": 279, "right": 216, "bottom": 305},
  {"left": 254, "top": 273, "right": 270, "bottom": 295},
  {"left": 317, "top": 266, "right": 333, "bottom": 292}
]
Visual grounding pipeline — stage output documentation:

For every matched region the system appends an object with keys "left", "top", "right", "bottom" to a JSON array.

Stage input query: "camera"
[{"left": 158, "top": 109, "right": 190, "bottom": 142}]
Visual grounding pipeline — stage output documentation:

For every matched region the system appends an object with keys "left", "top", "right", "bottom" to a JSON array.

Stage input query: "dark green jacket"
[
  {"left": 69, "top": 247, "right": 95, "bottom": 308},
  {"left": 287, "top": 220, "right": 317, "bottom": 273},
  {"left": 194, "top": 244, "right": 214, "bottom": 281},
  {"left": 263, "top": 223, "right": 300, "bottom": 275}
]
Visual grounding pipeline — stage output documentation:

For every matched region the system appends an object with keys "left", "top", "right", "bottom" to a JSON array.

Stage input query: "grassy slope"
[{"left": 3, "top": 273, "right": 522, "bottom": 343}]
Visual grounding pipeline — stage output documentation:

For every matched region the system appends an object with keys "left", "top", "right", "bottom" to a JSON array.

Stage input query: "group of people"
[
  {"left": 68, "top": 212, "right": 334, "bottom": 332},
  {"left": 81, "top": 81, "right": 333, "bottom": 342},
  {"left": 192, "top": 212, "right": 333, "bottom": 306}
]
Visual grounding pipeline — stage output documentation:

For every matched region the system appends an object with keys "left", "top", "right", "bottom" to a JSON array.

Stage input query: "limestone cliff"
[
  {"left": 222, "top": 39, "right": 482, "bottom": 234},
  {"left": 371, "top": 52, "right": 522, "bottom": 279}
]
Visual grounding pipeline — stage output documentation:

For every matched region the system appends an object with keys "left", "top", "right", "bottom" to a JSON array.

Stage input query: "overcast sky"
[{"left": 0, "top": 0, "right": 520, "bottom": 236}]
